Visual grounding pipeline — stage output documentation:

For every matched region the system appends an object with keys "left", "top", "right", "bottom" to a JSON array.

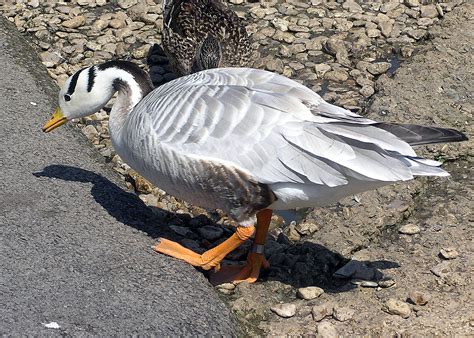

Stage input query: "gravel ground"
[{"left": 2, "top": 0, "right": 472, "bottom": 335}]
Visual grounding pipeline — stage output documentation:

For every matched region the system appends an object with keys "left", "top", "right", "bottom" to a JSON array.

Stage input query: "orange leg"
[
  {"left": 210, "top": 209, "right": 273, "bottom": 285},
  {"left": 154, "top": 225, "right": 255, "bottom": 271}
]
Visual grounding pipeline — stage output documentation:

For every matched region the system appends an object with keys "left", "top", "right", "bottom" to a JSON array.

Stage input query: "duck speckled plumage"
[{"left": 162, "top": 0, "right": 251, "bottom": 76}]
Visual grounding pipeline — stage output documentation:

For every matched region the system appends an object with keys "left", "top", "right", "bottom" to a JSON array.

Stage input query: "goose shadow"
[{"left": 34, "top": 164, "right": 400, "bottom": 291}]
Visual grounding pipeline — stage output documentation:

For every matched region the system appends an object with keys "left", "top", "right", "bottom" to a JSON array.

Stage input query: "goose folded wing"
[{"left": 139, "top": 68, "right": 425, "bottom": 187}]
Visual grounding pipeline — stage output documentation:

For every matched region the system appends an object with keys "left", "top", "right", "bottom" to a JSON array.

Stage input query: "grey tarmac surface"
[{"left": 0, "top": 17, "right": 235, "bottom": 336}]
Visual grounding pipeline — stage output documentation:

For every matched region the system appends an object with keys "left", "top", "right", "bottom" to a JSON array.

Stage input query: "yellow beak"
[{"left": 42, "top": 107, "right": 68, "bottom": 133}]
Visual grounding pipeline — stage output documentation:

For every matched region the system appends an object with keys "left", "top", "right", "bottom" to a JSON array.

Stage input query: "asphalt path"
[{"left": 0, "top": 17, "right": 235, "bottom": 335}]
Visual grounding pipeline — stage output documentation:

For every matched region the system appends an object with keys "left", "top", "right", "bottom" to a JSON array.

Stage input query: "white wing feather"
[{"left": 132, "top": 68, "right": 439, "bottom": 189}]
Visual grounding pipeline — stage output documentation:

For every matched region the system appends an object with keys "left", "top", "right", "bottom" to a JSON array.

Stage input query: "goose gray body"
[
  {"left": 111, "top": 67, "right": 466, "bottom": 223},
  {"left": 47, "top": 62, "right": 467, "bottom": 225},
  {"left": 162, "top": 0, "right": 251, "bottom": 76}
]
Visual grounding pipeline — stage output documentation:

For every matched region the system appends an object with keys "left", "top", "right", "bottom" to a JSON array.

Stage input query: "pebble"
[
  {"left": 270, "top": 303, "right": 297, "bottom": 318},
  {"left": 40, "top": 51, "right": 62, "bottom": 68},
  {"left": 197, "top": 225, "right": 224, "bottom": 241},
  {"left": 82, "top": 125, "right": 99, "bottom": 141},
  {"left": 216, "top": 283, "right": 236, "bottom": 295},
  {"left": 334, "top": 260, "right": 376, "bottom": 280},
  {"left": 312, "top": 302, "right": 334, "bottom": 322},
  {"left": 430, "top": 261, "right": 451, "bottom": 277},
  {"left": 333, "top": 306, "right": 355, "bottom": 321},
  {"left": 420, "top": 5, "right": 439, "bottom": 19},
  {"left": 62, "top": 16, "right": 86, "bottom": 29},
  {"left": 408, "top": 291, "right": 429, "bottom": 306},
  {"left": 378, "top": 279, "right": 396, "bottom": 288},
  {"left": 317, "top": 321, "right": 338, "bottom": 338},
  {"left": 398, "top": 223, "right": 421, "bottom": 235},
  {"left": 297, "top": 286, "right": 324, "bottom": 300},
  {"left": 384, "top": 298, "right": 411, "bottom": 318},
  {"left": 439, "top": 247, "right": 459, "bottom": 260},
  {"left": 367, "top": 62, "right": 392, "bottom": 75}
]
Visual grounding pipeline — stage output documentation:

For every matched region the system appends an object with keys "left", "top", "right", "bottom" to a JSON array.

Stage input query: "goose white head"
[{"left": 42, "top": 60, "right": 153, "bottom": 133}]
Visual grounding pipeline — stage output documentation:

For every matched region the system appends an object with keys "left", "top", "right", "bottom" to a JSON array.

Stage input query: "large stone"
[
  {"left": 297, "top": 286, "right": 324, "bottom": 300},
  {"left": 62, "top": 16, "right": 86, "bottom": 29},
  {"left": 398, "top": 223, "right": 421, "bottom": 235},
  {"left": 342, "top": 0, "right": 362, "bottom": 13},
  {"left": 270, "top": 303, "right": 297, "bottom": 318},
  {"left": 421, "top": 5, "right": 439, "bottom": 18},
  {"left": 439, "top": 247, "right": 459, "bottom": 260},
  {"left": 367, "top": 62, "right": 391, "bottom": 75},
  {"left": 408, "top": 291, "right": 430, "bottom": 306},
  {"left": 384, "top": 299, "right": 411, "bottom": 318},
  {"left": 312, "top": 303, "right": 334, "bottom": 321},
  {"left": 39, "top": 51, "right": 62, "bottom": 68}
]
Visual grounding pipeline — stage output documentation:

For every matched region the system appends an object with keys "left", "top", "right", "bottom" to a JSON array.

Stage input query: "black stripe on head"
[
  {"left": 97, "top": 60, "right": 154, "bottom": 96},
  {"left": 67, "top": 67, "right": 85, "bottom": 95},
  {"left": 87, "top": 66, "right": 96, "bottom": 92}
]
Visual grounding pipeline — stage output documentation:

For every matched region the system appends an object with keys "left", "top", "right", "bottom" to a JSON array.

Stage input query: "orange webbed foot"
[
  {"left": 154, "top": 225, "right": 255, "bottom": 271},
  {"left": 209, "top": 251, "right": 270, "bottom": 286}
]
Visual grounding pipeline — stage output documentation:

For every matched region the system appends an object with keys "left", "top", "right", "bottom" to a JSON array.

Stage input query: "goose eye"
[{"left": 64, "top": 94, "right": 71, "bottom": 102}]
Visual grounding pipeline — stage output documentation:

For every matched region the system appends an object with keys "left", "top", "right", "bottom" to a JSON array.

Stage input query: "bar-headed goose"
[{"left": 43, "top": 60, "right": 467, "bottom": 284}]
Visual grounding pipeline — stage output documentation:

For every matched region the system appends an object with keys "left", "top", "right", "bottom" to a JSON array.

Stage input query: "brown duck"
[{"left": 162, "top": 0, "right": 251, "bottom": 76}]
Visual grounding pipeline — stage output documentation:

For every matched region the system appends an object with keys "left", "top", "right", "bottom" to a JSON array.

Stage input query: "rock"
[
  {"left": 384, "top": 298, "right": 411, "bottom": 318},
  {"left": 317, "top": 321, "right": 338, "bottom": 337},
  {"left": 378, "top": 20, "right": 394, "bottom": 38},
  {"left": 297, "top": 286, "right": 324, "bottom": 300},
  {"left": 295, "top": 221, "right": 319, "bottom": 235},
  {"left": 398, "top": 223, "right": 421, "bottom": 235},
  {"left": 324, "top": 70, "right": 349, "bottom": 82},
  {"left": 312, "top": 303, "right": 334, "bottom": 321},
  {"left": 334, "top": 260, "right": 376, "bottom": 280},
  {"left": 169, "top": 225, "right": 193, "bottom": 237},
  {"left": 333, "top": 307, "right": 355, "bottom": 321},
  {"left": 92, "top": 19, "right": 108, "bottom": 31},
  {"left": 360, "top": 85, "right": 375, "bottom": 97},
  {"left": 401, "top": 46, "right": 415, "bottom": 58},
  {"left": 378, "top": 279, "right": 396, "bottom": 288},
  {"left": 366, "top": 28, "right": 381, "bottom": 38},
  {"left": 216, "top": 283, "right": 235, "bottom": 295},
  {"left": 342, "top": 0, "right": 362, "bottom": 13},
  {"left": 82, "top": 125, "right": 98, "bottom": 141},
  {"left": 314, "top": 64, "right": 331, "bottom": 78},
  {"left": 367, "top": 62, "right": 391, "bottom": 75},
  {"left": 436, "top": 4, "right": 444, "bottom": 17},
  {"left": 360, "top": 281, "right": 378, "bottom": 288},
  {"left": 380, "top": 1, "right": 399, "bottom": 13},
  {"left": 62, "top": 16, "right": 86, "bottom": 29},
  {"left": 286, "top": 221, "right": 301, "bottom": 241},
  {"left": 323, "top": 37, "right": 347, "bottom": 56},
  {"left": 404, "top": 0, "right": 420, "bottom": 7},
  {"left": 408, "top": 291, "right": 429, "bottom": 306},
  {"left": 420, "top": 5, "right": 439, "bottom": 19},
  {"left": 117, "top": 0, "right": 137, "bottom": 9},
  {"left": 109, "top": 18, "right": 126, "bottom": 29},
  {"left": 40, "top": 51, "right": 62, "bottom": 68},
  {"left": 270, "top": 303, "right": 297, "bottom": 318},
  {"left": 306, "top": 36, "right": 328, "bottom": 51},
  {"left": 439, "top": 247, "right": 459, "bottom": 260},
  {"left": 197, "top": 225, "right": 224, "bottom": 241},
  {"left": 265, "top": 58, "right": 284, "bottom": 73},
  {"left": 272, "top": 18, "right": 289, "bottom": 31},
  {"left": 407, "top": 29, "right": 426, "bottom": 40}
]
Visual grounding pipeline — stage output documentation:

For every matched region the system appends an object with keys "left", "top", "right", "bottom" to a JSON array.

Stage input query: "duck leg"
[
  {"left": 154, "top": 225, "right": 255, "bottom": 271},
  {"left": 209, "top": 209, "right": 272, "bottom": 285}
]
